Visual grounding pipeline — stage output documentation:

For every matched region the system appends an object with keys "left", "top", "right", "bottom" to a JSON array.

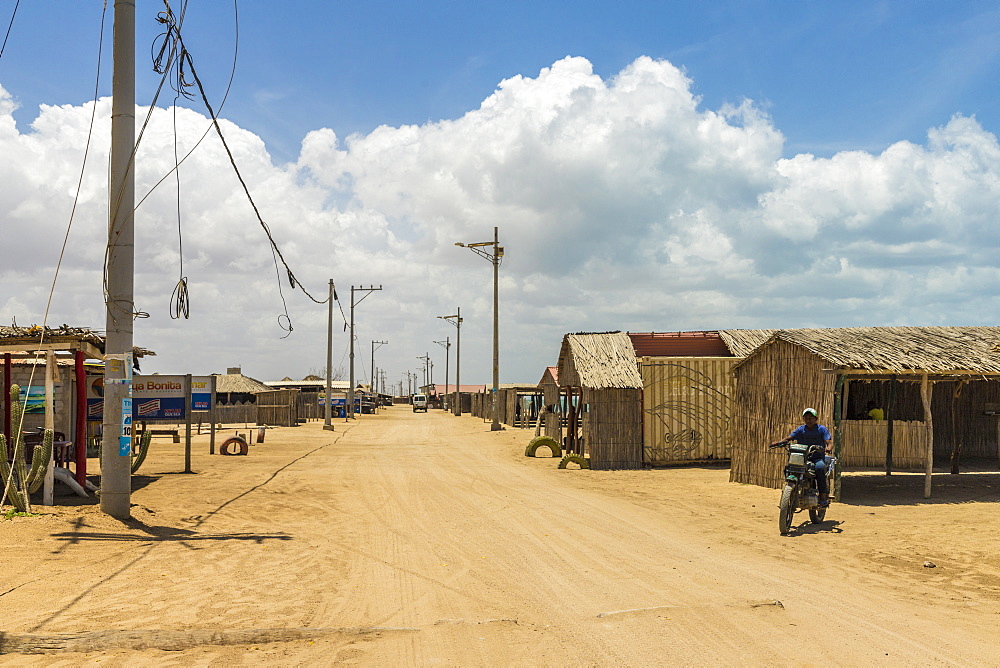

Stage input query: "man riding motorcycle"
[{"left": 771, "top": 408, "right": 833, "bottom": 507}]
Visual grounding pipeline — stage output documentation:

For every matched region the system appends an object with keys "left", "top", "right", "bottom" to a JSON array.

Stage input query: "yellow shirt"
[{"left": 868, "top": 408, "right": 885, "bottom": 421}]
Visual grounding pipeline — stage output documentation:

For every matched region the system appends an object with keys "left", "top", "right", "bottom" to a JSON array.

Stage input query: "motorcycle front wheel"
[{"left": 778, "top": 483, "right": 797, "bottom": 535}]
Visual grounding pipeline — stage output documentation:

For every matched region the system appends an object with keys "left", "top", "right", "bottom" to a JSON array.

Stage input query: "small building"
[
  {"left": 729, "top": 326, "right": 1000, "bottom": 497},
  {"left": 556, "top": 332, "right": 643, "bottom": 470}
]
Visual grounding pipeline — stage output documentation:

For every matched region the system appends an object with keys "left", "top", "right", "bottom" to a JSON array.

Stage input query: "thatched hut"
[
  {"left": 538, "top": 366, "right": 561, "bottom": 440},
  {"left": 729, "top": 326, "right": 1000, "bottom": 497},
  {"left": 557, "top": 332, "right": 643, "bottom": 470}
]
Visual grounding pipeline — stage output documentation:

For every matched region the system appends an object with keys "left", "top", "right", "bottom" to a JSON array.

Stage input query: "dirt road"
[{"left": 2, "top": 406, "right": 1000, "bottom": 665}]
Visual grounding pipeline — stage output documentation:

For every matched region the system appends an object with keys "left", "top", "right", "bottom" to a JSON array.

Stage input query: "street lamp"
[
  {"left": 370, "top": 340, "right": 387, "bottom": 413},
  {"left": 455, "top": 227, "right": 503, "bottom": 431},
  {"left": 434, "top": 337, "right": 450, "bottom": 411},
  {"left": 438, "top": 308, "right": 462, "bottom": 415}
]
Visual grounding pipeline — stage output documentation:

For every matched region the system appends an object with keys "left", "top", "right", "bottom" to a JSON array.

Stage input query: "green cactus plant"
[
  {"left": 131, "top": 430, "right": 152, "bottom": 473},
  {"left": 0, "top": 385, "right": 53, "bottom": 513}
]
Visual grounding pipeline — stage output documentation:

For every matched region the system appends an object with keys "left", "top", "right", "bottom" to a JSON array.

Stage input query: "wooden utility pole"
[
  {"left": 324, "top": 280, "right": 335, "bottom": 431},
  {"left": 101, "top": 0, "right": 136, "bottom": 519}
]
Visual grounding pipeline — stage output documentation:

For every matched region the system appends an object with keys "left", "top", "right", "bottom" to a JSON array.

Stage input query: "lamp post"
[
  {"left": 438, "top": 308, "right": 462, "bottom": 416},
  {"left": 456, "top": 228, "right": 503, "bottom": 431},
  {"left": 417, "top": 354, "right": 430, "bottom": 394},
  {"left": 434, "top": 337, "right": 450, "bottom": 411},
  {"left": 348, "top": 285, "right": 382, "bottom": 419}
]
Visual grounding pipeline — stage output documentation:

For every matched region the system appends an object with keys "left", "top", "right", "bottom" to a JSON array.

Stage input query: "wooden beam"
[
  {"left": 921, "top": 373, "right": 934, "bottom": 499},
  {"left": 0, "top": 341, "right": 103, "bottom": 359}
]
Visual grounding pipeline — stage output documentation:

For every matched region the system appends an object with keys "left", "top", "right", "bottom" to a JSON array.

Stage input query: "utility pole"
[
  {"left": 439, "top": 308, "right": 462, "bottom": 415},
  {"left": 324, "top": 279, "right": 336, "bottom": 431},
  {"left": 456, "top": 228, "right": 503, "bottom": 430},
  {"left": 434, "top": 337, "right": 450, "bottom": 411},
  {"left": 102, "top": 0, "right": 136, "bottom": 519},
  {"left": 348, "top": 285, "right": 381, "bottom": 419}
]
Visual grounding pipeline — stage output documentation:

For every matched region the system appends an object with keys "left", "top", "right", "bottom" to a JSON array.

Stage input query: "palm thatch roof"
[
  {"left": 557, "top": 332, "right": 643, "bottom": 389},
  {"left": 213, "top": 372, "right": 271, "bottom": 394},
  {"left": 718, "top": 329, "right": 778, "bottom": 358},
  {"left": 736, "top": 327, "right": 1000, "bottom": 374},
  {"left": 0, "top": 324, "right": 155, "bottom": 358}
]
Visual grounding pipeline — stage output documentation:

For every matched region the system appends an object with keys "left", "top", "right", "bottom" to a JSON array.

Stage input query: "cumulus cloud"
[{"left": 1, "top": 58, "right": 999, "bottom": 383}]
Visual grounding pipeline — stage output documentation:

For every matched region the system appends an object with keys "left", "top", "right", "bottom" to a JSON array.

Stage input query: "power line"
[{"left": 0, "top": 0, "right": 19, "bottom": 61}]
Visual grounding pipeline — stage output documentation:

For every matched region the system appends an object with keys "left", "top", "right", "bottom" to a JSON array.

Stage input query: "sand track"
[{"left": 2, "top": 406, "right": 999, "bottom": 665}]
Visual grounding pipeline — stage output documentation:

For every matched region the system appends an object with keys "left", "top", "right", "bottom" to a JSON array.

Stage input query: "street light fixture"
[
  {"left": 438, "top": 308, "right": 463, "bottom": 416},
  {"left": 433, "top": 337, "right": 451, "bottom": 411},
  {"left": 456, "top": 227, "right": 503, "bottom": 431}
]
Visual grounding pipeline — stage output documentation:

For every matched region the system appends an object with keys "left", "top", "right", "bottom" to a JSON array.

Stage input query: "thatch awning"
[
  {"left": 557, "top": 332, "right": 642, "bottom": 389},
  {"left": 734, "top": 327, "right": 1000, "bottom": 375}
]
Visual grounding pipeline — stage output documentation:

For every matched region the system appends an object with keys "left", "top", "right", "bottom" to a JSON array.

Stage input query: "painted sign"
[{"left": 86, "top": 374, "right": 214, "bottom": 421}]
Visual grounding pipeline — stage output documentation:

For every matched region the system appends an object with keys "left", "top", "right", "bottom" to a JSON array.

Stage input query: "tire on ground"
[
  {"left": 220, "top": 436, "right": 249, "bottom": 456},
  {"left": 558, "top": 454, "right": 590, "bottom": 469},
  {"left": 524, "top": 436, "right": 562, "bottom": 458}
]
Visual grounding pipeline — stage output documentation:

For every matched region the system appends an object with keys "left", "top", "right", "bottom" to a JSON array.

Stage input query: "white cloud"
[{"left": 2, "top": 59, "right": 1000, "bottom": 384}]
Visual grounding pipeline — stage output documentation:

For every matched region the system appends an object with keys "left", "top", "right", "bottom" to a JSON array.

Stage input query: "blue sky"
[
  {"left": 6, "top": 1, "right": 999, "bottom": 160},
  {"left": 2, "top": 1, "right": 1000, "bottom": 386}
]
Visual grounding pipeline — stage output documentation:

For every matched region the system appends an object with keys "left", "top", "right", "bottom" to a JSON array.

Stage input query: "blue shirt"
[{"left": 788, "top": 423, "right": 831, "bottom": 447}]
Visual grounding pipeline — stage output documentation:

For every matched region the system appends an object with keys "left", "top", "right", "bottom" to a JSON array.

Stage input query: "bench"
[{"left": 143, "top": 429, "right": 181, "bottom": 443}]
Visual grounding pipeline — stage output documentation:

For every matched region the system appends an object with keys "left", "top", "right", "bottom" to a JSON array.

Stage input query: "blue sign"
[{"left": 120, "top": 397, "right": 133, "bottom": 455}]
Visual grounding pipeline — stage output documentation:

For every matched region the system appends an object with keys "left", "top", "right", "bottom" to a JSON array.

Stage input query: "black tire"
[
  {"left": 778, "top": 483, "right": 797, "bottom": 535},
  {"left": 220, "top": 436, "right": 249, "bottom": 456},
  {"left": 809, "top": 505, "right": 827, "bottom": 524}
]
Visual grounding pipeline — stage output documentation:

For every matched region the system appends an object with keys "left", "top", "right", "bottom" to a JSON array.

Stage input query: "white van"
[{"left": 412, "top": 394, "right": 428, "bottom": 412}]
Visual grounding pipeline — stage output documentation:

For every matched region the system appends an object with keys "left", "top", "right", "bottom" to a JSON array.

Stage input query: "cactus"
[
  {"left": 131, "top": 430, "right": 152, "bottom": 473},
  {"left": 0, "top": 385, "right": 53, "bottom": 513}
]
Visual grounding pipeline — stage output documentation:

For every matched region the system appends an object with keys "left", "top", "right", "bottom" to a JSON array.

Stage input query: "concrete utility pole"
[
  {"left": 439, "top": 308, "right": 462, "bottom": 415},
  {"left": 456, "top": 227, "right": 504, "bottom": 431},
  {"left": 102, "top": 0, "right": 136, "bottom": 519},
  {"left": 434, "top": 337, "right": 450, "bottom": 411},
  {"left": 324, "top": 279, "right": 335, "bottom": 431},
  {"left": 348, "top": 285, "right": 381, "bottom": 419}
]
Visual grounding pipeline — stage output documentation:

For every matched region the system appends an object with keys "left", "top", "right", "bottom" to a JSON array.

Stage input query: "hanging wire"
[
  {"left": 0, "top": 0, "right": 19, "bottom": 61},
  {"left": 4, "top": 2, "right": 105, "bottom": 509}
]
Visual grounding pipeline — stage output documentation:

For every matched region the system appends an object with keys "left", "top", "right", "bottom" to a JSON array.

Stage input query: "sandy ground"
[{"left": 2, "top": 405, "right": 1000, "bottom": 666}]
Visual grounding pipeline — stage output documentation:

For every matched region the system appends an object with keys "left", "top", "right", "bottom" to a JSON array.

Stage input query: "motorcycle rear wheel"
[
  {"left": 778, "top": 483, "right": 797, "bottom": 535},
  {"left": 809, "top": 505, "right": 827, "bottom": 524}
]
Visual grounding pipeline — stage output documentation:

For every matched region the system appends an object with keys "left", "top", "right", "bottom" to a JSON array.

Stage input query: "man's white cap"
[{"left": 802, "top": 407, "right": 818, "bottom": 417}]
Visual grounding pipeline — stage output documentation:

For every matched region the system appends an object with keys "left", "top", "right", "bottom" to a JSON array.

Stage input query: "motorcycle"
[{"left": 768, "top": 441, "right": 835, "bottom": 535}]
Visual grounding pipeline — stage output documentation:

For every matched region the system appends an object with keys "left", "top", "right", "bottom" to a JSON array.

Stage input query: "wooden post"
[
  {"left": 921, "top": 373, "right": 934, "bottom": 498},
  {"left": 74, "top": 351, "right": 87, "bottom": 486},
  {"left": 42, "top": 352, "right": 56, "bottom": 506},
  {"left": 949, "top": 380, "right": 965, "bottom": 474},
  {"left": 4, "top": 353, "right": 11, "bottom": 455},
  {"left": 833, "top": 374, "right": 845, "bottom": 500},
  {"left": 184, "top": 374, "right": 193, "bottom": 473},
  {"left": 209, "top": 375, "right": 217, "bottom": 455},
  {"left": 885, "top": 376, "right": 896, "bottom": 476}
]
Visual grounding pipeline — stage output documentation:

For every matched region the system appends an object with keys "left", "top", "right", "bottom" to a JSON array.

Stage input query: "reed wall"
[{"left": 583, "top": 388, "right": 643, "bottom": 470}]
